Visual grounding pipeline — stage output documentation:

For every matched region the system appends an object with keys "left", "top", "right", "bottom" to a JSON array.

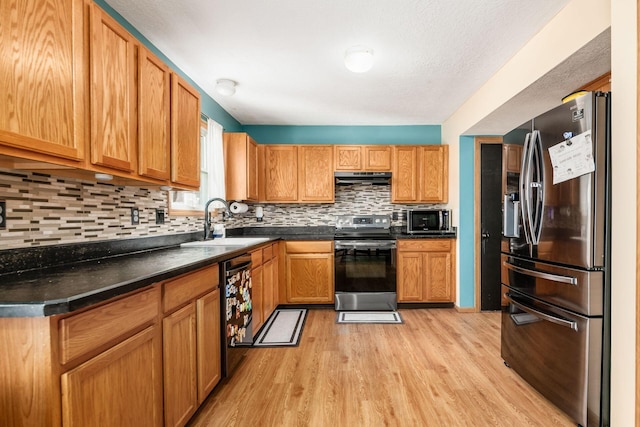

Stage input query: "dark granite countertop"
[
  {"left": 0, "top": 227, "right": 456, "bottom": 318},
  {"left": 0, "top": 244, "right": 263, "bottom": 317}
]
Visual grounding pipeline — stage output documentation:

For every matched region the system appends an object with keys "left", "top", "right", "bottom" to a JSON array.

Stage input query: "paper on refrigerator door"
[{"left": 548, "top": 130, "right": 595, "bottom": 184}]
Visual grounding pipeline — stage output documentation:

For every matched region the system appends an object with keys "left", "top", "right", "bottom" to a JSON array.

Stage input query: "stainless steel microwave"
[{"left": 405, "top": 209, "right": 451, "bottom": 233}]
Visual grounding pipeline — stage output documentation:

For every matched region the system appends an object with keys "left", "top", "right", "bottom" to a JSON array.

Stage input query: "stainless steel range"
[{"left": 334, "top": 214, "right": 397, "bottom": 311}]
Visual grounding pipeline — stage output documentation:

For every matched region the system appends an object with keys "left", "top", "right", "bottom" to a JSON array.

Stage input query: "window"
[{"left": 168, "top": 118, "right": 225, "bottom": 215}]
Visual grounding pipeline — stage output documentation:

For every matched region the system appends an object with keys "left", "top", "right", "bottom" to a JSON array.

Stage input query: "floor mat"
[
  {"left": 336, "top": 311, "right": 403, "bottom": 324},
  {"left": 253, "top": 308, "right": 308, "bottom": 347}
]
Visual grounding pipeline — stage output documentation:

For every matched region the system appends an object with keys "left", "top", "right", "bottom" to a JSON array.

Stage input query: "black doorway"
[{"left": 480, "top": 144, "right": 503, "bottom": 311}]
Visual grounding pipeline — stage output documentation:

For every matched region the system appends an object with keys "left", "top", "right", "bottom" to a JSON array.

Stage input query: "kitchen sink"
[{"left": 180, "top": 237, "right": 271, "bottom": 247}]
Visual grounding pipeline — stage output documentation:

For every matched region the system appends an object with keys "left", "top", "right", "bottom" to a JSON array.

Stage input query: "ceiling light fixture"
[
  {"left": 215, "top": 79, "right": 236, "bottom": 96},
  {"left": 344, "top": 45, "right": 374, "bottom": 73}
]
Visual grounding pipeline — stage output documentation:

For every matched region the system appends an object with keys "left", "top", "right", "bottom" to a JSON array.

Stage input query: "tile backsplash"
[
  {"left": 0, "top": 168, "right": 441, "bottom": 249},
  {"left": 0, "top": 168, "right": 201, "bottom": 249}
]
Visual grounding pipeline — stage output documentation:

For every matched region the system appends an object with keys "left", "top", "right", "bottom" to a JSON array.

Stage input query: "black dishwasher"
[{"left": 222, "top": 253, "right": 253, "bottom": 377}]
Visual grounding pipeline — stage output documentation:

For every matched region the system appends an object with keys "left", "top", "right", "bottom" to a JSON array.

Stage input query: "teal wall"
[
  {"left": 94, "top": 0, "right": 242, "bottom": 132},
  {"left": 243, "top": 125, "right": 441, "bottom": 145},
  {"left": 459, "top": 136, "right": 476, "bottom": 308}
]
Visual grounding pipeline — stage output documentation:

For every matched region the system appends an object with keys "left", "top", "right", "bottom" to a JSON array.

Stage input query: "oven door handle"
[
  {"left": 334, "top": 242, "right": 397, "bottom": 250},
  {"left": 503, "top": 260, "right": 577, "bottom": 285},
  {"left": 506, "top": 293, "right": 578, "bottom": 332}
]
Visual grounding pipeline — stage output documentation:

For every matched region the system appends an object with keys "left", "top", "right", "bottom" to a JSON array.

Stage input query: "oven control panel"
[{"left": 335, "top": 215, "right": 390, "bottom": 229}]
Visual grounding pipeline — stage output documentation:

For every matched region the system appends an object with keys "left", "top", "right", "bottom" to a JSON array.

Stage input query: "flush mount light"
[
  {"left": 159, "top": 185, "right": 173, "bottom": 191},
  {"left": 215, "top": 79, "right": 236, "bottom": 96},
  {"left": 94, "top": 173, "right": 113, "bottom": 181},
  {"left": 344, "top": 45, "right": 374, "bottom": 73}
]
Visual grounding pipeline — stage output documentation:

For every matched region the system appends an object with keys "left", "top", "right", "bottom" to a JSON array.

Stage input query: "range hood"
[{"left": 335, "top": 171, "right": 391, "bottom": 185}]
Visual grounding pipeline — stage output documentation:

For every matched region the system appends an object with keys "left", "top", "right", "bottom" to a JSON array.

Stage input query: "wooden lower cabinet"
[
  {"left": 196, "top": 288, "right": 220, "bottom": 402},
  {"left": 0, "top": 264, "right": 223, "bottom": 427},
  {"left": 163, "top": 304, "right": 198, "bottom": 427},
  {"left": 284, "top": 241, "right": 334, "bottom": 304},
  {"left": 61, "top": 326, "right": 163, "bottom": 427},
  {"left": 250, "top": 242, "right": 279, "bottom": 331},
  {"left": 397, "top": 239, "right": 456, "bottom": 303},
  {"left": 162, "top": 266, "right": 221, "bottom": 427}
]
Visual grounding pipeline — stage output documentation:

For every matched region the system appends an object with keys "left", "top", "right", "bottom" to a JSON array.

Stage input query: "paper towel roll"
[{"left": 230, "top": 202, "right": 249, "bottom": 214}]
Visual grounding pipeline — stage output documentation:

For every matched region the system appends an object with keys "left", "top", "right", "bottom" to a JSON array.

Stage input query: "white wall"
[
  {"left": 610, "top": 0, "right": 637, "bottom": 424},
  {"left": 444, "top": 0, "right": 639, "bottom": 423}
]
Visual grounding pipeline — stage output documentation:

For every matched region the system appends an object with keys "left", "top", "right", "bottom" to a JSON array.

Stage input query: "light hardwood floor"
[{"left": 188, "top": 309, "right": 574, "bottom": 426}]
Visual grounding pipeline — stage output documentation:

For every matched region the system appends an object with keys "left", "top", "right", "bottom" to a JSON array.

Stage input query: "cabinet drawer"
[
  {"left": 251, "top": 248, "right": 263, "bottom": 266},
  {"left": 262, "top": 244, "right": 273, "bottom": 260},
  {"left": 163, "top": 265, "right": 219, "bottom": 313},
  {"left": 397, "top": 239, "right": 453, "bottom": 252},
  {"left": 285, "top": 241, "right": 333, "bottom": 253},
  {"left": 59, "top": 286, "right": 160, "bottom": 365}
]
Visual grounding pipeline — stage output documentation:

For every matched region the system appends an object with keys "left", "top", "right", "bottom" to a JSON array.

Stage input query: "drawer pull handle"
[
  {"left": 503, "top": 261, "right": 577, "bottom": 285},
  {"left": 506, "top": 293, "right": 578, "bottom": 332}
]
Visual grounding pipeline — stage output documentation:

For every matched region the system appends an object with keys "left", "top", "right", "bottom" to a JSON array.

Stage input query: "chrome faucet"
[{"left": 203, "top": 198, "right": 232, "bottom": 240}]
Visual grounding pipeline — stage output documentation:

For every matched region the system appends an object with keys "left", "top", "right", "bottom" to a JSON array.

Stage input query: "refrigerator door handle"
[
  {"left": 519, "top": 132, "right": 533, "bottom": 244},
  {"left": 503, "top": 260, "right": 578, "bottom": 285},
  {"left": 530, "top": 130, "right": 545, "bottom": 244},
  {"left": 506, "top": 293, "right": 579, "bottom": 331}
]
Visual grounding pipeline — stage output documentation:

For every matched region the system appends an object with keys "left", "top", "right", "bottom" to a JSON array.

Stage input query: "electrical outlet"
[
  {"left": 131, "top": 207, "right": 139, "bottom": 225},
  {"left": 155, "top": 209, "right": 165, "bottom": 224},
  {"left": 0, "top": 201, "right": 6, "bottom": 229}
]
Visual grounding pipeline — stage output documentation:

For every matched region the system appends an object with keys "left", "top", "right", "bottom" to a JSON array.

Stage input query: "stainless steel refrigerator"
[{"left": 501, "top": 91, "right": 611, "bottom": 427}]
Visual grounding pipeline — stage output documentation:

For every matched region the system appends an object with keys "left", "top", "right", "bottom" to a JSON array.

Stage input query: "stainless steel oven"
[{"left": 334, "top": 215, "right": 397, "bottom": 311}]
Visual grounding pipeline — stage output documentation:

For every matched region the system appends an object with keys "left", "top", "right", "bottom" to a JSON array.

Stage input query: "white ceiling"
[{"left": 104, "top": 0, "right": 608, "bottom": 132}]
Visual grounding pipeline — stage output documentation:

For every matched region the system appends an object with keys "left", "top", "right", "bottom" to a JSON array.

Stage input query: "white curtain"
[{"left": 207, "top": 118, "right": 226, "bottom": 201}]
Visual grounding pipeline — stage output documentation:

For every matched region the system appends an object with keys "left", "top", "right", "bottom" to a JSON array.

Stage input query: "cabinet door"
[
  {"left": 397, "top": 252, "right": 424, "bottom": 302},
  {"left": 171, "top": 73, "right": 201, "bottom": 189},
  {"left": 0, "top": 0, "right": 85, "bottom": 161},
  {"left": 419, "top": 145, "right": 448, "bottom": 203},
  {"left": 285, "top": 253, "right": 334, "bottom": 303},
  {"left": 334, "top": 146, "right": 362, "bottom": 171},
  {"left": 247, "top": 136, "right": 259, "bottom": 200},
  {"left": 61, "top": 326, "right": 163, "bottom": 427},
  {"left": 224, "top": 133, "right": 259, "bottom": 201},
  {"left": 163, "top": 303, "right": 197, "bottom": 427},
  {"left": 392, "top": 146, "right": 419, "bottom": 202},
  {"left": 252, "top": 264, "right": 264, "bottom": 332},
  {"left": 424, "top": 252, "right": 453, "bottom": 302},
  {"left": 263, "top": 258, "right": 275, "bottom": 320},
  {"left": 299, "top": 145, "right": 334, "bottom": 202},
  {"left": 503, "top": 144, "right": 522, "bottom": 173},
  {"left": 89, "top": 5, "right": 137, "bottom": 172},
  {"left": 196, "top": 288, "right": 221, "bottom": 404},
  {"left": 264, "top": 145, "right": 298, "bottom": 201},
  {"left": 138, "top": 46, "right": 171, "bottom": 181},
  {"left": 364, "top": 146, "right": 392, "bottom": 171}
]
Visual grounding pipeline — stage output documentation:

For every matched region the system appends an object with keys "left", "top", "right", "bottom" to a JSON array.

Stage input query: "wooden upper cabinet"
[
  {"left": 334, "top": 145, "right": 391, "bottom": 171},
  {"left": 503, "top": 144, "right": 522, "bottom": 174},
  {"left": 89, "top": 4, "right": 137, "bottom": 172},
  {"left": 264, "top": 145, "right": 298, "bottom": 201},
  {"left": 392, "top": 146, "right": 419, "bottom": 202},
  {"left": 334, "top": 145, "right": 362, "bottom": 170},
  {"left": 420, "top": 145, "right": 448, "bottom": 203},
  {"left": 299, "top": 145, "right": 334, "bottom": 202},
  {"left": 138, "top": 46, "right": 171, "bottom": 181},
  {"left": 363, "top": 146, "right": 392, "bottom": 171},
  {"left": 393, "top": 145, "right": 448, "bottom": 203},
  {"left": 223, "top": 132, "right": 259, "bottom": 201},
  {"left": 171, "top": 73, "right": 201, "bottom": 189},
  {"left": 0, "top": 0, "right": 85, "bottom": 161}
]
